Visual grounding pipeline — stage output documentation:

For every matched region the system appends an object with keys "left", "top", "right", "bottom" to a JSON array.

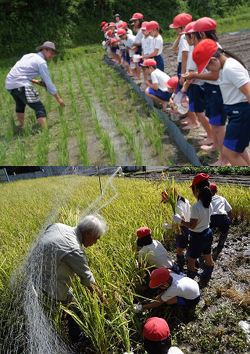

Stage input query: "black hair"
[
  {"left": 203, "top": 30, "right": 219, "bottom": 42},
  {"left": 137, "top": 234, "right": 153, "bottom": 247},
  {"left": 136, "top": 18, "right": 144, "bottom": 28},
  {"left": 192, "top": 180, "right": 211, "bottom": 208},
  {"left": 213, "top": 47, "right": 246, "bottom": 69},
  {"left": 156, "top": 27, "right": 163, "bottom": 35},
  {"left": 144, "top": 336, "right": 171, "bottom": 354},
  {"left": 177, "top": 194, "right": 186, "bottom": 203},
  {"left": 192, "top": 31, "right": 203, "bottom": 40},
  {"left": 186, "top": 33, "right": 192, "bottom": 39}
]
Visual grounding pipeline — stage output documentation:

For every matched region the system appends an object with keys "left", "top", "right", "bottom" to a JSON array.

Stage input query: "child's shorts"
[
  {"left": 177, "top": 295, "right": 200, "bottom": 307},
  {"left": 210, "top": 214, "right": 230, "bottom": 234},
  {"left": 111, "top": 46, "right": 117, "bottom": 53},
  {"left": 188, "top": 228, "right": 213, "bottom": 259},
  {"left": 177, "top": 62, "right": 182, "bottom": 93},
  {"left": 148, "top": 88, "right": 172, "bottom": 101},
  {"left": 188, "top": 84, "right": 205, "bottom": 113},
  {"left": 204, "top": 83, "right": 227, "bottom": 126},
  {"left": 223, "top": 101, "right": 250, "bottom": 153},
  {"left": 176, "top": 226, "right": 190, "bottom": 249},
  {"left": 154, "top": 55, "right": 164, "bottom": 72}
]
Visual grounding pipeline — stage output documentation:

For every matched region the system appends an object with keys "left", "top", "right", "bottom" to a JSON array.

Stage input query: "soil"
[{"left": 160, "top": 31, "right": 250, "bottom": 165}]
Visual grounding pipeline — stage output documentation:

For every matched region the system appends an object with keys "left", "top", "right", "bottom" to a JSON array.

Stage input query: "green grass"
[{"left": 0, "top": 175, "right": 250, "bottom": 353}]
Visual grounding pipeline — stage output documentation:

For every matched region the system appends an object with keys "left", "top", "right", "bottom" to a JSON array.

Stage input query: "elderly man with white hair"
[{"left": 32, "top": 214, "right": 106, "bottom": 343}]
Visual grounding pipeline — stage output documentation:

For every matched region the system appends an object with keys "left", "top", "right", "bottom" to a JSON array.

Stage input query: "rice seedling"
[
  {"left": 36, "top": 128, "right": 49, "bottom": 165},
  {"left": 10, "top": 137, "right": 26, "bottom": 165},
  {"left": 0, "top": 142, "right": 7, "bottom": 163}
]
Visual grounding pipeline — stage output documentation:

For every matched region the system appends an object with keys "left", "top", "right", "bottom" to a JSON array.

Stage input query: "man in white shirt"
[
  {"left": 6, "top": 41, "right": 65, "bottom": 129},
  {"left": 210, "top": 183, "right": 232, "bottom": 258}
]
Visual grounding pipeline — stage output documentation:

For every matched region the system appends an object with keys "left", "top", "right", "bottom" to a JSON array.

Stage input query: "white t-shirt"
[
  {"left": 161, "top": 272, "right": 200, "bottom": 302},
  {"left": 127, "top": 29, "right": 133, "bottom": 36},
  {"left": 138, "top": 240, "right": 173, "bottom": 268},
  {"left": 122, "top": 34, "right": 135, "bottom": 49},
  {"left": 177, "top": 198, "right": 191, "bottom": 222},
  {"left": 151, "top": 68, "right": 170, "bottom": 92},
  {"left": 142, "top": 36, "right": 153, "bottom": 55},
  {"left": 177, "top": 34, "right": 189, "bottom": 63},
  {"left": 187, "top": 46, "right": 204, "bottom": 86},
  {"left": 168, "top": 347, "right": 185, "bottom": 354},
  {"left": 211, "top": 195, "right": 232, "bottom": 215},
  {"left": 220, "top": 57, "right": 250, "bottom": 105},
  {"left": 152, "top": 34, "right": 163, "bottom": 56},
  {"left": 190, "top": 200, "right": 212, "bottom": 232},
  {"left": 134, "top": 28, "right": 144, "bottom": 44}
]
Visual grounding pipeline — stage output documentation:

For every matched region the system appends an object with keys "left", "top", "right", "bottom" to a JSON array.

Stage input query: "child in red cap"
[
  {"left": 136, "top": 227, "right": 180, "bottom": 274},
  {"left": 172, "top": 173, "right": 214, "bottom": 285},
  {"left": 141, "top": 59, "right": 172, "bottom": 111},
  {"left": 130, "top": 12, "right": 144, "bottom": 80},
  {"left": 191, "top": 38, "right": 250, "bottom": 166},
  {"left": 143, "top": 317, "right": 184, "bottom": 354},
  {"left": 141, "top": 21, "right": 164, "bottom": 72},
  {"left": 210, "top": 183, "right": 232, "bottom": 259},
  {"left": 133, "top": 267, "right": 200, "bottom": 312}
]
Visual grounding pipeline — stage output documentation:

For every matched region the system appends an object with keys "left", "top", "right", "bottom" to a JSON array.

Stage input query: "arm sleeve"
[
  {"left": 63, "top": 250, "right": 95, "bottom": 286},
  {"left": 161, "top": 286, "right": 178, "bottom": 302},
  {"left": 190, "top": 204, "right": 199, "bottom": 220},
  {"left": 224, "top": 198, "right": 232, "bottom": 212},
  {"left": 151, "top": 71, "right": 158, "bottom": 84},
  {"left": 225, "top": 62, "right": 249, "bottom": 89},
  {"left": 38, "top": 62, "right": 57, "bottom": 95}
]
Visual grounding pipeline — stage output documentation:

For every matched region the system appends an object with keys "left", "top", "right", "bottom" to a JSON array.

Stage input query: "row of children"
[
  {"left": 132, "top": 174, "right": 232, "bottom": 320},
  {"left": 100, "top": 13, "right": 250, "bottom": 167}
]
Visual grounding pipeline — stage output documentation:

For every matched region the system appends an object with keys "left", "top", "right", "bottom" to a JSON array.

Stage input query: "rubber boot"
[
  {"left": 200, "top": 264, "right": 214, "bottom": 287},
  {"left": 187, "top": 269, "right": 198, "bottom": 279},
  {"left": 218, "top": 233, "right": 227, "bottom": 247},
  {"left": 170, "top": 262, "right": 181, "bottom": 274},
  {"left": 176, "top": 255, "right": 185, "bottom": 271}
]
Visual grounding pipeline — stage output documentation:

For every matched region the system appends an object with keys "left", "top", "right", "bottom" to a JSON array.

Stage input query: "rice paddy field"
[
  {"left": 0, "top": 173, "right": 249, "bottom": 353},
  {"left": 0, "top": 49, "right": 189, "bottom": 167}
]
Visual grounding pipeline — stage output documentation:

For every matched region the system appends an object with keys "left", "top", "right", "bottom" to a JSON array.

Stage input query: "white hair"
[{"left": 77, "top": 214, "right": 106, "bottom": 238}]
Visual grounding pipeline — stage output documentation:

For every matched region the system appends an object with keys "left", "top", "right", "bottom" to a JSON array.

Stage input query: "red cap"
[
  {"left": 193, "top": 17, "right": 217, "bottom": 32},
  {"left": 181, "top": 21, "right": 195, "bottom": 34},
  {"left": 137, "top": 227, "right": 151, "bottom": 239},
  {"left": 169, "top": 13, "right": 192, "bottom": 28},
  {"left": 110, "top": 38, "right": 118, "bottom": 44},
  {"left": 102, "top": 24, "right": 108, "bottom": 31},
  {"left": 118, "top": 21, "right": 127, "bottom": 29},
  {"left": 117, "top": 28, "right": 126, "bottom": 37},
  {"left": 190, "top": 173, "right": 210, "bottom": 188},
  {"left": 149, "top": 268, "right": 171, "bottom": 288},
  {"left": 210, "top": 183, "right": 217, "bottom": 191},
  {"left": 106, "top": 30, "right": 113, "bottom": 37},
  {"left": 192, "top": 39, "right": 219, "bottom": 74},
  {"left": 141, "top": 58, "right": 157, "bottom": 67},
  {"left": 143, "top": 317, "right": 170, "bottom": 341},
  {"left": 108, "top": 22, "right": 116, "bottom": 27},
  {"left": 164, "top": 76, "right": 178, "bottom": 89},
  {"left": 141, "top": 21, "right": 149, "bottom": 30},
  {"left": 130, "top": 13, "right": 144, "bottom": 21},
  {"left": 145, "top": 21, "right": 159, "bottom": 34},
  {"left": 100, "top": 21, "right": 106, "bottom": 27}
]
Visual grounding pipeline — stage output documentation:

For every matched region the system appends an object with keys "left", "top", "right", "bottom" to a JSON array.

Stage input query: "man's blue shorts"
[
  {"left": 188, "top": 84, "right": 206, "bottom": 113},
  {"left": 10, "top": 87, "right": 46, "bottom": 119},
  {"left": 204, "top": 83, "right": 227, "bottom": 126},
  {"left": 210, "top": 214, "right": 230, "bottom": 234},
  {"left": 176, "top": 226, "right": 190, "bottom": 249},
  {"left": 148, "top": 88, "right": 172, "bottom": 101},
  {"left": 188, "top": 228, "right": 213, "bottom": 259},
  {"left": 224, "top": 102, "right": 250, "bottom": 153}
]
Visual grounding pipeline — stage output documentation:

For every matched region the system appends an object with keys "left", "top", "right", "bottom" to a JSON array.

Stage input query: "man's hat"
[{"left": 36, "top": 41, "right": 60, "bottom": 54}]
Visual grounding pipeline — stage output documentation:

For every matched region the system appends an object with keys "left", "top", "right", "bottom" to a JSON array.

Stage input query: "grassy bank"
[{"left": 0, "top": 174, "right": 249, "bottom": 353}]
